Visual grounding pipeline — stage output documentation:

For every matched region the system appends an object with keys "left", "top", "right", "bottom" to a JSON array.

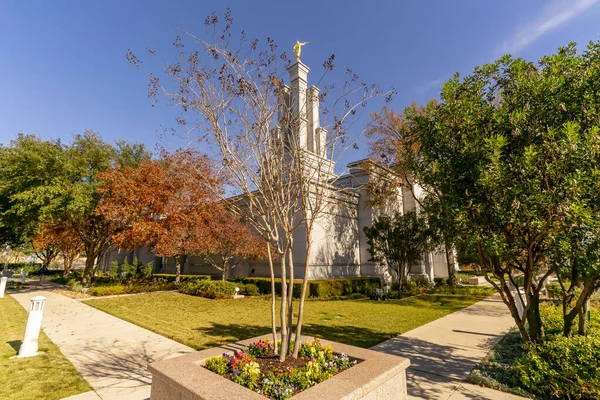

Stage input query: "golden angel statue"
[{"left": 293, "top": 41, "right": 309, "bottom": 62}]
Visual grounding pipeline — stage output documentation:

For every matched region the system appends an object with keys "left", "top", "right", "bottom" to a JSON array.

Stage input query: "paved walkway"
[
  {"left": 12, "top": 284, "right": 522, "bottom": 400},
  {"left": 11, "top": 290, "right": 193, "bottom": 400},
  {"left": 371, "top": 294, "right": 524, "bottom": 399}
]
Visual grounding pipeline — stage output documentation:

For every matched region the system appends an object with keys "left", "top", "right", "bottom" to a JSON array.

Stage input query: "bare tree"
[{"left": 130, "top": 9, "right": 390, "bottom": 360}]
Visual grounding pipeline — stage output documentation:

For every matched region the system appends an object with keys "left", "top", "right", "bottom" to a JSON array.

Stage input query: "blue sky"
[{"left": 1, "top": 0, "right": 599, "bottom": 160}]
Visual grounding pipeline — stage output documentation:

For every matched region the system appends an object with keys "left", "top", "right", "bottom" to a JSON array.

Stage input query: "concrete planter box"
[{"left": 148, "top": 335, "right": 410, "bottom": 400}]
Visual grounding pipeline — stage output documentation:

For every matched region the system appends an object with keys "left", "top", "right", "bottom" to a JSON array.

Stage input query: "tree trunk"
[
  {"left": 82, "top": 252, "right": 96, "bottom": 287},
  {"left": 562, "top": 279, "right": 594, "bottom": 337},
  {"left": 562, "top": 287, "right": 577, "bottom": 337},
  {"left": 563, "top": 311, "right": 576, "bottom": 337},
  {"left": 293, "top": 230, "right": 312, "bottom": 358},
  {"left": 63, "top": 255, "right": 74, "bottom": 278},
  {"left": 526, "top": 292, "right": 544, "bottom": 342},
  {"left": 175, "top": 256, "right": 181, "bottom": 284},
  {"left": 279, "top": 251, "right": 288, "bottom": 362},
  {"left": 267, "top": 244, "right": 278, "bottom": 355},
  {"left": 444, "top": 239, "right": 457, "bottom": 287},
  {"left": 489, "top": 275, "right": 532, "bottom": 342},
  {"left": 400, "top": 262, "right": 408, "bottom": 290},
  {"left": 221, "top": 261, "right": 227, "bottom": 281},
  {"left": 579, "top": 298, "right": 590, "bottom": 336},
  {"left": 286, "top": 239, "right": 294, "bottom": 352}
]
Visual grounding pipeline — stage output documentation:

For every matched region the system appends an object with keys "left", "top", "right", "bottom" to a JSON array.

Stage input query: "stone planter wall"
[{"left": 148, "top": 335, "right": 410, "bottom": 400}]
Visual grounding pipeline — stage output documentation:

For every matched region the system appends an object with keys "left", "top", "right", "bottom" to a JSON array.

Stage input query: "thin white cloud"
[
  {"left": 414, "top": 77, "right": 445, "bottom": 95},
  {"left": 499, "top": 0, "right": 599, "bottom": 55}
]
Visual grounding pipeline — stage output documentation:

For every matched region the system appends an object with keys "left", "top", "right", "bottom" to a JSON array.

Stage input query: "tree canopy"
[
  {"left": 0, "top": 131, "right": 150, "bottom": 283},
  {"left": 368, "top": 40, "right": 600, "bottom": 342}
]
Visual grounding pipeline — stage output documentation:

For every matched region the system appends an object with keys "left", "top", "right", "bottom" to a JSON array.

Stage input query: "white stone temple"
[{"left": 99, "top": 60, "right": 454, "bottom": 282}]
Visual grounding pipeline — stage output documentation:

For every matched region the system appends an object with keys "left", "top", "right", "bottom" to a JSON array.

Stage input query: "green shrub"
[
  {"left": 66, "top": 279, "right": 83, "bottom": 293},
  {"left": 139, "top": 262, "right": 153, "bottom": 278},
  {"left": 515, "top": 335, "right": 600, "bottom": 399},
  {"left": 240, "top": 283, "right": 260, "bottom": 296},
  {"left": 414, "top": 278, "right": 431, "bottom": 288},
  {"left": 204, "top": 356, "right": 230, "bottom": 375},
  {"left": 178, "top": 280, "right": 239, "bottom": 299},
  {"left": 433, "top": 277, "right": 445, "bottom": 287},
  {"left": 86, "top": 278, "right": 174, "bottom": 296},
  {"left": 52, "top": 276, "right": 69, "bottom": 285},
  {"left": 434, "top": 285, "right": 495, "bottom": 296},
  {"left": 4, "top": 263, "right": 41, "bottom": 274},
  {"left": 152, "top": 274, "right": 211, "bottom": 282},
  {"left": 308, "top": 277, "right": 380, "bottom": 298},
  {"left": 228, "top": 277, "right": 380, "bottom": 298},
  {"left": 108, "top": 261, "right": 119, "bottom": 278},
  {"left": 120, "top": 258, "right": 138, "bottom": 278},
  {"left": 403, "top": 280, "right": 417, "bottom": 292},
  {"left": 346, "top": 292, "right": 366, "bottom": 300},
  {"left": 87, "top": 285, "right": 127, "bottom": 296}
]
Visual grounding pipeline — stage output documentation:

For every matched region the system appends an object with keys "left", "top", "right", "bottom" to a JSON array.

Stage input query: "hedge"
[
  {"left": 152, "top": 274, "right": 211, "bottom": 282},
  {"left": 228, "top": 277, "right": 381, "bottom": 298},
  {"left": 178, "top": 280, "right": 260, "bottom": 299},
  {"left": 86, "top": 278, "right": 175, "bottom": 296}
]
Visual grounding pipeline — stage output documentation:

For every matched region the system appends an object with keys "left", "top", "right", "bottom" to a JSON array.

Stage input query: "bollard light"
[
  {"left": 0, "top": 276, "right": 7, "bottom": 298},
  {"left": 17, "top": 296, "right": 46, "bottom": 358}
]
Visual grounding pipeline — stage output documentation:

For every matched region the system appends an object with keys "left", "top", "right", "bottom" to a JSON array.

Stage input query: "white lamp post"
[
  {"left": 17, "top": 296, "right": 46, "bottom": 358},
  {"left": 0, "top": 276, "right": 7, "bottom": 298}
]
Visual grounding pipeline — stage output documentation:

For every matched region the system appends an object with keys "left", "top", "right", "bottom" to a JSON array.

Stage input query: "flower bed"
[
  {"left": 203, "top": 339, "right": 358, "bottom": 399},
  {"left": 148, "top": 335, "right": 409, "bottom": 400}
]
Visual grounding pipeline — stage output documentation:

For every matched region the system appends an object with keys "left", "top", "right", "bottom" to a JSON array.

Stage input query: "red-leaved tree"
[{"left": 97, "top": 150, "right": 230, "bottom": 283}]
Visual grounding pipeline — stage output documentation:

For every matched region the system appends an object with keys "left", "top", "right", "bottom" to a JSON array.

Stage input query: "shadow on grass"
[
  {"left": 193, "top": 322, "right": 392, "bottom": 350},
  {"left": 7, "top": 340, "right": 21, "bottom": 354}
]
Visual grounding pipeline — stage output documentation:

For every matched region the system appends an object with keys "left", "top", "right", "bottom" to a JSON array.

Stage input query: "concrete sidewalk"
[
  {"left": 11, "top": 290, "right": 193, "bottom": 400},
  {"left": 371, "top": 294, "right": 524, "bottom": 400}
]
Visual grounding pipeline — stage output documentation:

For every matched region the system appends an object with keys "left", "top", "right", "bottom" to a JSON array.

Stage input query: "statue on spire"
[{"left": 293, "top": 41, "right": 309, "bottom": 62}]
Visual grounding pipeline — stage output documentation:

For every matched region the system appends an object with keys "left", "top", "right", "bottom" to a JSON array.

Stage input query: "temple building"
[{"left": 99, "top": 59, "right": 455, "bottom": 282}]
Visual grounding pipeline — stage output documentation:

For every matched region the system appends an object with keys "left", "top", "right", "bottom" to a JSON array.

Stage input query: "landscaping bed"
[
  {"left": 467, "top": 303, "right": 600, "bottom": 400},
  {"left": 55, "top": 276, "right": 176, "bottom": 297},
  {"left": 202, "top": 338, "right": 359, "bottom": 399}
]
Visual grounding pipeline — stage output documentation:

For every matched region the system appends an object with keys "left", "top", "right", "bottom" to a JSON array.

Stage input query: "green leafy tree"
[
  {"left": 0, "top": 134, "right": 67, "bottom": 246},
  {"left": 59, "top": 132, "right": 150, "bottom": 285},
  {"left": 369, "top": 41, "right": 600, "bottom": 343},
  {"left": 364, "top": 211, "right": 429, "bottom": 289},
  {"left": 0, "top": 131, "right": 149, "bottom": 286}
]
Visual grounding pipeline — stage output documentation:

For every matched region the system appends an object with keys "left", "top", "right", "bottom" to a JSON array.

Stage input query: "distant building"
[{"left": 99, "top": 60, "right": 455, "bottom": 282}]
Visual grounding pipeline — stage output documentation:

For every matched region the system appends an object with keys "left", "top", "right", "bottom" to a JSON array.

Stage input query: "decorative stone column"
[
  {"left": 0, "top": 276, "right": 7, "bottom": 298},
  {"left": 17, "top": 296, "right": 46, "bottom": 358}
]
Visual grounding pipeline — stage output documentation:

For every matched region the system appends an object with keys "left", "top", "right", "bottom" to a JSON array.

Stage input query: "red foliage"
[{"left": 97, "top": 150, "right": 267, "bottom": 279}]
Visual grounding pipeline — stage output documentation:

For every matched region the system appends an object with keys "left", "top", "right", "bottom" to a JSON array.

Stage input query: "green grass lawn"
[
  {"left": 86, "top": 290, "right": 492, "bottom": 350},
  {"left": 0, "top": 295, "right": 90, "bottom": 400}
]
